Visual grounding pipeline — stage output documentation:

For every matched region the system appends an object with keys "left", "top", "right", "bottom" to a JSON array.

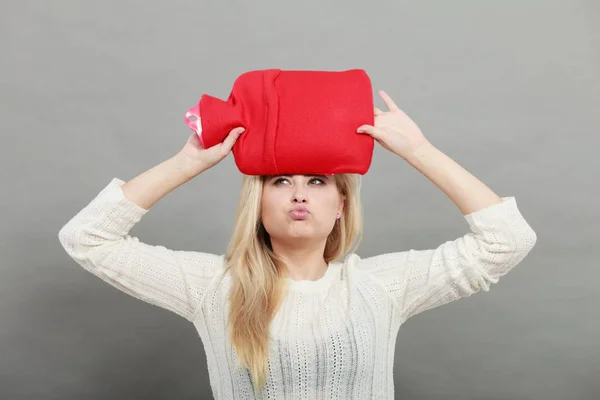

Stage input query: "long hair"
[{"left": 221, "top": 173, "right": 363, "bottom": 392}]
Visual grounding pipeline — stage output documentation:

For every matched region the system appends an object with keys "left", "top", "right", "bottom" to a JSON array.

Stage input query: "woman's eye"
[
  {"left": 273, "top": 178, "right": 289, "bottom": 185},
  {"left": 273, "top": 177, "right": 324, "bottom": 185}
]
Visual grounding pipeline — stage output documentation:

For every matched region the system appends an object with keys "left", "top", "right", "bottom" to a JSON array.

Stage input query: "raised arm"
[
  {"left": 58, "top": 127, "right": 245, "bottom": 322},
  {"left": 355, "top": 90, "right": 537, "bottom": 321},
  {"left": 357, "top": 196, "right": 537, "bottom": 321}
]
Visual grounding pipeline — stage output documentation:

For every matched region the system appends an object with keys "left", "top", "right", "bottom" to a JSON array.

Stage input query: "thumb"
[
  {"left": 220, "top": 127, "right": 245, "bottom": 151},
  {"left": 356, "top": 125, "right": 383, "bottom": 140}
]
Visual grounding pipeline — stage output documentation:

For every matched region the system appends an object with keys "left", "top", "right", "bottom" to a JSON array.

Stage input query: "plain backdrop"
[{"left": 1, "top": 1, "right": 598, "bottom": 399}]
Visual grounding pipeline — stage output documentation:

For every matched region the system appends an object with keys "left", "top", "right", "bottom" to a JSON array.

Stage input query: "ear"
[{"left": 338, "top": 197, "right": 345, "bottom": 213}]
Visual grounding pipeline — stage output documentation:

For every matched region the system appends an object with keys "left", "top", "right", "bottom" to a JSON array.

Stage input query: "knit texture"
[{"left": 58, "top": 178, "right": 537, "bottom": 399}]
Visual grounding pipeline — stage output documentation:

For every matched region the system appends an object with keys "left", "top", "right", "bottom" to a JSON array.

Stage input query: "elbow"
[
  {"left": 527, "top": 227, "right": 537, "bottom": 251},
  {"left": 57, "top": 224, "right": 72, "bottom": 253},
  {"left": 472, "top": 226, "right": 537, "bottom": 280},
  {"left": 490, "top": 222, "right": 538, "bottom": 260},
  {"left": 516, "top": 225, "right": 538, "bottom": 255},
  {"left": 57, "top": 223, "right": 96, "bottom": 259},
  {"left": 57, "top": 223, "right": 85, "bottom": 262}
]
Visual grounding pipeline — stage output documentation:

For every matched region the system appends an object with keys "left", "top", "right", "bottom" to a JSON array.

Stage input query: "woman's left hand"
[{"left": 357, "top": 90, "right": 432, "bottom": 160}]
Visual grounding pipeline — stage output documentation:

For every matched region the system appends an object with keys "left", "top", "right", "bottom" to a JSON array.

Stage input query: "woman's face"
[{"left": 261, "top": 175, "right": 344, "bottom": 243}]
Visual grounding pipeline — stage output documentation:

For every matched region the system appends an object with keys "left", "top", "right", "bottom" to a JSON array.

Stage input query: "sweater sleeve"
[
  {"left": 355, "top": 196, "right": 537, "bottom": 322},
  {"left": 57, "top": 177, "right": 224, "bottom": 323}
]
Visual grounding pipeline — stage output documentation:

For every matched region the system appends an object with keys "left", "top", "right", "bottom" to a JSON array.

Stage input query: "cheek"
[
  {"left": 260, "top": 190, "right": 283, "bottom": 224},
  {"left": 308, "top": 198, "right": 339, "bottom": 225},
  {"left": 322, "top": 193, "right": 341, "bottom": 213}
]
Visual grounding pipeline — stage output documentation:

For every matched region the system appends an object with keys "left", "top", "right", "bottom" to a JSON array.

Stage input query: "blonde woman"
[{"left": 58, "top": 91, "right": 537, "bottom": 399}]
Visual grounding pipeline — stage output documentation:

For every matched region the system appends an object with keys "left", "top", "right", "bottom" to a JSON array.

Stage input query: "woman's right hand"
[{"left": 176, "top": 127, "right": 245, "bottom": 178}]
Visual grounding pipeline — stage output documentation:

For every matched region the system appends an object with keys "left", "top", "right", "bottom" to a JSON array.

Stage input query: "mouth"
[{"left": 289, "top": 210, "right": 309, "bottom": 220}]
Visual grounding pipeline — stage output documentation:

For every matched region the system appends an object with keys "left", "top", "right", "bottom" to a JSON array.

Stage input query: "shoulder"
[{"left": 343, "top": 251, "right": 410, "bottom": 272}]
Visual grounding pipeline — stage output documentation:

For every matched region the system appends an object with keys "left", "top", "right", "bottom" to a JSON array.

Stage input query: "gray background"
[{"left": 1, "top": 0, "right": 598, "bottom": 399}]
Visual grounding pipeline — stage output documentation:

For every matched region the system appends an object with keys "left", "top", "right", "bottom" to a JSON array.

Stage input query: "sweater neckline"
[{"left": 284, "top": 262, "right": 340, "bottom": 293}]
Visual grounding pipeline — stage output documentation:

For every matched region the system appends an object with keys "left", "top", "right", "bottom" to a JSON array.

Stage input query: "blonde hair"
[{"left": 221, "top": 173, "right": 363, "bottom": 392}]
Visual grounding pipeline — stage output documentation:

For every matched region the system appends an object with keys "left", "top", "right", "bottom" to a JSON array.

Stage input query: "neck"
[{"left": 270, "top": 239, "right": 328, "bottom": 281}]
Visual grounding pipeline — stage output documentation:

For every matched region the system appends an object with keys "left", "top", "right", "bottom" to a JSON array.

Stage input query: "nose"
[
  {"left": 290, "top": 176, "right": 308, "bottom": 203},
  {"left": 292, "top": 194, "right": 308, "bottom": 203},
  {"left": 292, "top": 188, "right": 308, "bottom": 203}
]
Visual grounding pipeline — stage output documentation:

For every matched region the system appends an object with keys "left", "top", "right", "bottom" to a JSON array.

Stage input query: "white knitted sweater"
[{"left": 58, "top": 178, "right": 537, "bottom": 399}]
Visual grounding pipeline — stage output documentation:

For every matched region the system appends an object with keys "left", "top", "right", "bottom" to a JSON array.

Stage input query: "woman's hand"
[
  {"left": 357, "top": 90, "right": 431, "bottom": 160},
  {"left": 176, "top": 126, "right": 245, "bottom": 179}
]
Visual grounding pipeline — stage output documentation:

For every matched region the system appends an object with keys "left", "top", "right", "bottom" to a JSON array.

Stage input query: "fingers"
[
  {"left": 231, "top": 126, "right": 245, "bottom": 137},
  {"left": 378, "top": 90, "right": 400, "bottom": 112},
  {"left": 374, "top": 107, "right": 383, "bottom": 116},
  {"left": 221, "top": 127, "right": 245, "bottom": 152},
  {"left": 356, "top": 125, "right": 383, "bottom": 140}
]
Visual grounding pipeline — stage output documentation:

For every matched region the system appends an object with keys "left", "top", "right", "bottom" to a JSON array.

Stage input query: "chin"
[
  {"left": 269, "top": 225, "right": 316, "bottom": 241},
  {"left": 289, "top": 225, "right": 332, "bottom": 240},
  {"left": 287, "top": 227, "right": 316, "bottom": 238},
  {"left": 265, "top": 218, "right": 329, "bottom": 241}
]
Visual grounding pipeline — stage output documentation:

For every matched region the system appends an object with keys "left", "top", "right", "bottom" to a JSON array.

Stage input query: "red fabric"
[{"left": 197, "top": 68, "right": 374, "bottom": 175}]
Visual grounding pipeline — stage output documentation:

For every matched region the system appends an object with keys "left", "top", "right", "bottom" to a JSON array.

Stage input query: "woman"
[{"left": 58, "top": 91, "right": 537, "bottom": 399}]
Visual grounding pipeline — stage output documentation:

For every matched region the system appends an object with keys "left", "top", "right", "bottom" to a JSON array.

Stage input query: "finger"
[
  {"left": 221, "top": 127, "right": 245, "bottom": 151},
  {"left": 357, "top": 125, "right": 384, "bottom": 139},
  {"left": 378, "top": 90, "right": 400, "bottom": 112},
  {"left": 374, "top": 107, "right": 383, "bottom": 116}
]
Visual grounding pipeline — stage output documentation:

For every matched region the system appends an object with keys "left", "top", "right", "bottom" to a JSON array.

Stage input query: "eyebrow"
[{"left": 270, "top": 174, "right": 331, "bottom": 180}]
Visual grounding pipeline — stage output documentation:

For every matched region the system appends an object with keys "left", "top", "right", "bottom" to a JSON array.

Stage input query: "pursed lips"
[{"left": 289, "top": 205, "right": 310, "bottom": 219}]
